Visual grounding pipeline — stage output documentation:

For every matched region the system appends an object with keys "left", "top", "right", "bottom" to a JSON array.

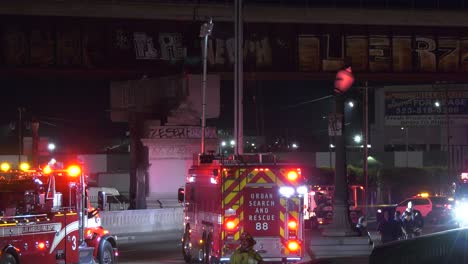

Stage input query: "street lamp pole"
[
  {"left": 199, "top": 18, "right": 214, "bottom": 154},
  {"left": 234, "top": 0, "right": 244, "bottom": 155},
  {"left": 323, "top": 67, "right": 357, "bottom": 236}
]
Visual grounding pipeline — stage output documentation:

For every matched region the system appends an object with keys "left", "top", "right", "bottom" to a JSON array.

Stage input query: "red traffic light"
[{"left": 334, "top": 67, "right": 354, "bottom": 94}]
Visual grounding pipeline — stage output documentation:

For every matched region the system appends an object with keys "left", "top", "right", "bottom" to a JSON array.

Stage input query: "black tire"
[
  {"left": 98, "top": 241, "right": 115, "bottom": 264},
  {"left": 0, "top": 253, "right": 17, "bottom": 264},
  {"left": 182, "top": 231, "right": 192, "bottom": 263}
]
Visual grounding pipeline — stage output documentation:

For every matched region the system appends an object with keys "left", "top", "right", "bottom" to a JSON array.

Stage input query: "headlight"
[
  {"left": 279, "top": 186, "right": 295, "bottom": 197},
  {"left": 296, "top": 186, "right": 308, "bottom": 195},
  {"left": 455, "top": 201, "right": 468, "bottom": 220}
]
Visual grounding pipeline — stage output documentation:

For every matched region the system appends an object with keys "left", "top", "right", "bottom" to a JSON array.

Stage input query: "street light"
[
  {"left": 199, "top": 18, "right": 214, "bottom": 154},
  {"left": 353, "top": 134, "right": 362, "bottom": 144},
  {"left": 323, "top": 66, "right": 356, "bottom": 236},
  {"left": 48, "top": 143, "right": 56, "bottom": 152}
]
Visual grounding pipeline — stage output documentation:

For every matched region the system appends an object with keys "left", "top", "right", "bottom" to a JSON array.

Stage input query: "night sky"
[
  {"left": 0, "top": 77, "right": 366, "bottom": 155},
  {"left": 0, "top": 79, "right": 128, "bottom": 154}
]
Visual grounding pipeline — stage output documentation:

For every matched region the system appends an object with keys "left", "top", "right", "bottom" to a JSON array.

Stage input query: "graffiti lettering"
[
  {"left": 415, "top": 37, "right": 436, "bottom": 72},
  {"left": 134, "top": 32, "right": 159, "bottom": 60}
]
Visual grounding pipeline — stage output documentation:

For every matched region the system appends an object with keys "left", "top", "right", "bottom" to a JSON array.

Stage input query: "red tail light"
[{"left": 287, "top": 240, "right": 300, "bottom": 251}]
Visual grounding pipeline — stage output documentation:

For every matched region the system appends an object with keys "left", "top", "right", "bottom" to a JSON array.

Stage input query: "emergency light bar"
[{"left": 0, "top": 162, "right": 35, "bottom": 172}]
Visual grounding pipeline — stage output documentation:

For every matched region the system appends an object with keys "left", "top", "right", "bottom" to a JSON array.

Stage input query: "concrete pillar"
[{"left": 141, "top": 125, "right": 218, "bottom": 208}]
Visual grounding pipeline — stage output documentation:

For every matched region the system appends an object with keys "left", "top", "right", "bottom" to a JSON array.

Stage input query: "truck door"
[{"left": 64, "top": 213, "right": 80, "bottom": 263}]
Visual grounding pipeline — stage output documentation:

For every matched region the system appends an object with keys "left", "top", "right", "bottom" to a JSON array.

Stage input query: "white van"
[{"left": 87, "top": 187, "right": 129, "bottom": 211}]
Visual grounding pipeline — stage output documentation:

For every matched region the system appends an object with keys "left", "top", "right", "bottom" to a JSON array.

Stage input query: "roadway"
[{"left": 115, "top": 221, "right": 457, "bottom": 264}]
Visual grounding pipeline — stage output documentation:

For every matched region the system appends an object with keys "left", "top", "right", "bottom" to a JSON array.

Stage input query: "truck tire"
[
  {"left": 98, "top": 241, "right": 115, "bottom": 264},
  {"left": 182, "top": 231, "right": 192, "bottom": 263},
  {"left": 0, "top": 253, "right": 17, "bottom": 264}
]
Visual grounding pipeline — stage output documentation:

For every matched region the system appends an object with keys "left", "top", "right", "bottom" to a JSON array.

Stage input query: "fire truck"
[
  {"left": 177, "top": 153, "right": 307, "bottom": 264},
  {"left": 0, "top": 161, "right": 117, "bottom": 264}
]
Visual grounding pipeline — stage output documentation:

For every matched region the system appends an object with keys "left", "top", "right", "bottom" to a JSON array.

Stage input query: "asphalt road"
[
  {"left": 115, "top": 221, "right": 458, "bottom": 264},
  {"left": 118, "top": 238, "right": 182, "bottom": 264}
]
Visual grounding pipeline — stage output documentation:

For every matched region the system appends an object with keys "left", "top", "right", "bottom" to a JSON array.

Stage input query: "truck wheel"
[
  {"left": 0, "top": 253, "right": 17, "bottom": 264},
  {"left": 98, "top": 241, "right": 115, "bottom": 264},
  {"left": 182, "top": 231, "right": 192, "bottom": 263}
]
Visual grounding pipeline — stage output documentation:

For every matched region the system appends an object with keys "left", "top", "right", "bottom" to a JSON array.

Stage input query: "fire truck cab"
[
  {"left": 178, "top": 153, "right": 307, "bottom": 264},
  {"left": 0, "top": 161, "right": 117, "bottom": 264}
]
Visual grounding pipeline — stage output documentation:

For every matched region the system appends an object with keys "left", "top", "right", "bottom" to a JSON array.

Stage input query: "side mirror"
[
  {"left": 177, "top": 188, "right": 185, "bottom": 203},
  {"left": 213, "top": 169, "right": 219, "bottom": 177}
]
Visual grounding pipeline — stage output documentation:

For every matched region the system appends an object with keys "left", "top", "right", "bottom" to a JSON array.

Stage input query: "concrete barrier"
[
  {"left": 100, "top": 208, "right": 184, "bottom": 235},
  {"left": 370, "top": 227, "right": 468, "bottom": 264}
]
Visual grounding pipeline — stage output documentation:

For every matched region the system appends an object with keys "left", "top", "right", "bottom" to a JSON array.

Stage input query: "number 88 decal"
[{"left": 255, "top": 222, "right": 269, "bottom": 231}]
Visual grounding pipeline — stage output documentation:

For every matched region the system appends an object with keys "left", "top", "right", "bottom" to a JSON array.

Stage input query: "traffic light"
[
  {"left": 334, "top": 67, "right": 354, "bottom": 94},
  {"left": 98, "top": 191, "right": 107, "bottom": 211}
]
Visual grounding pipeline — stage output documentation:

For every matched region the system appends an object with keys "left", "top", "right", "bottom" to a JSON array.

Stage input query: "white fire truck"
[
  {"left": 0, "top": 161, "right": 117, "bottom": 264},
  {"left": 178, "top": 153, "right": 307, "bottom": 263}
]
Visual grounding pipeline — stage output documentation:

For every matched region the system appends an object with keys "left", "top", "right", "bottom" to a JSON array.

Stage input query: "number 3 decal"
[{"left": 71, "top": 235, "right": 77, "bottom": 250}]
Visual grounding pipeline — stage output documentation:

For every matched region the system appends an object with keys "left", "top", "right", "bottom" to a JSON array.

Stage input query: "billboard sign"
[{"left": 385, "top": 90, "right": 468, "bottom": 126}]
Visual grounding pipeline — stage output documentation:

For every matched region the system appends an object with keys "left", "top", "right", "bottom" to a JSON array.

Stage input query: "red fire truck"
[
  {"left": 178, "top": 153, "right": 307, "bottom": 263},
  {"left": 0, "top": 161, "right": 117, "bottom": 264}
]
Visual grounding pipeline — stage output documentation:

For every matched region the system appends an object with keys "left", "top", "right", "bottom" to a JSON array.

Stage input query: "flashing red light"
[
  {"left": 225, "top": 220, "right": 237, "bottom": 230},
  {"left": 287, "top": 171, "right": 298, "bottom": 181},
  {"left": 287, "top": 240, "right": 300, "bottom": 252},
  {"left": 67, "top": 165, "right": 81, "bottom": 177},
  {"left": 38, "top": 242, "right": 45, "bottom": 250},
  {"left": 288, "top": 220, "right": 297, "bottom": 230},
  {"left": 43, "top": 165, "right": 52, "bottom": 174}
]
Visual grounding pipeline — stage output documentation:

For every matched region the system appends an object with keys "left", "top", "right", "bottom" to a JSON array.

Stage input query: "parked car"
[{"left": 395, "top": 193, "right": 453, "bottom": 223}]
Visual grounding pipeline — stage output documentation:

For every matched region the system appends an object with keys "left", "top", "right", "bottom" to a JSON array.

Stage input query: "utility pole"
[
  {"left": 17, "top": 107, "right": 25, "bottom": 165},
  {"left": 363, "top": 81, "right": 369, "bottom": 221},
  {"left": 234, "top": 0, "right": 244, "bottom": 155},
  {"left": 445, "top": 85, "right": 451, "bottom": 182},
  {"left": 199, "top": 18, "right": 213, "bottom": 154},
  {"left": 405, "top": 127, "right": 409, "bottom": 167}
]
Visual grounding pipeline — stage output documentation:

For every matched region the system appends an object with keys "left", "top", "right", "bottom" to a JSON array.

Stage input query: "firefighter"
[{"left": 230, "top": 232, "right": 264, "bottom": 264}]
